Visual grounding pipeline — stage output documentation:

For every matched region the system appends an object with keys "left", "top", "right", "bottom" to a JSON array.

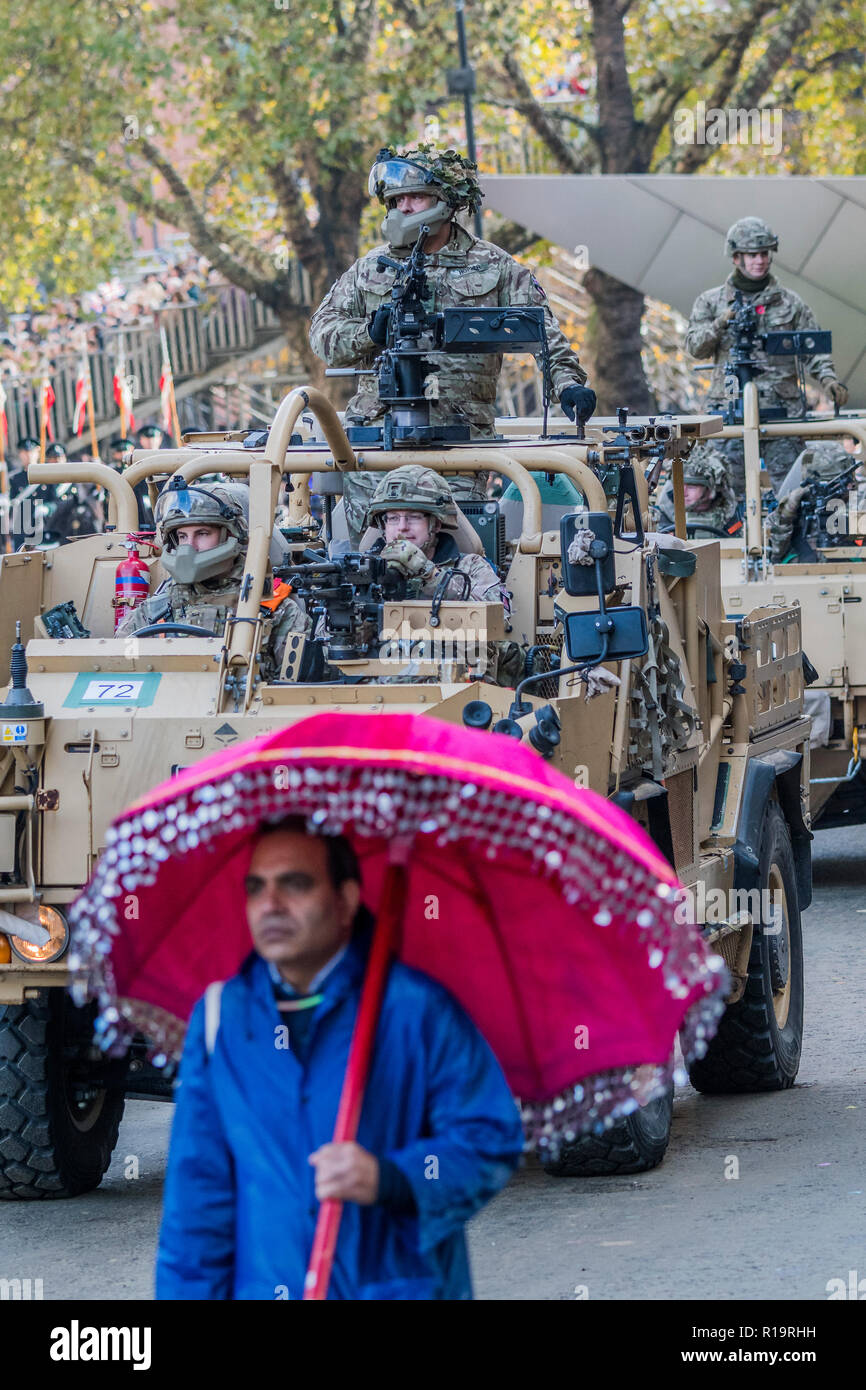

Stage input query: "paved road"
[{"left": 4, "top": 825, "right": 864, "bottom": 1301}]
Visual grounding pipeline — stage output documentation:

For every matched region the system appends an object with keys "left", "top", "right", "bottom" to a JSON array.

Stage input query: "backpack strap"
[{"left": 204, "top": 980, "right": 225, "bottom": 1059}]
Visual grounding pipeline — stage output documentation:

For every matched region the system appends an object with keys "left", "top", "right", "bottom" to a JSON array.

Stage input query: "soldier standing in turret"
[
  {"left": 685, "top": 217, "right": 847, "bottom": 498},
  {"left": 310, "top": 145, "right": 596, "bottom": 545}
]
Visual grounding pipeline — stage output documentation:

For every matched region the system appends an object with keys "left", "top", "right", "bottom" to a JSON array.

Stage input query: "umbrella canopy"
[{"left": 70, "top": 711, "right": 727, "bottom": 1146}]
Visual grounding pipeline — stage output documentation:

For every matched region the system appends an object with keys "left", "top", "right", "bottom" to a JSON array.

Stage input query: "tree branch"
[
  {"left": 266, "top": 159, "right": 323, "bottom": 276},
  {"left": 733, "top": 0, "right": 823, "bottom": 108},
  {"left": 62, "top": 141, "right": 275, "bottom": 298},
  {"left": 137, "top": 138, "right": 276, "bottom": 284},
  {"left": 499, "top": 51, "right": 594, "bottom": 173},
  {"left": 485, "top": 218, "right": 545, "bottom": 256},
  {"left": 480, "top": 94, "right": 603, "bottom": 149}
]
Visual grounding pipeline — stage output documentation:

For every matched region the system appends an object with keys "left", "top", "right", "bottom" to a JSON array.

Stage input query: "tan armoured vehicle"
[
  {"left": 0, "top": 386, "right": 812, "bottom": 1195},
  {"left": 713, "top": 370, "right": 866, "bottom": 831}
]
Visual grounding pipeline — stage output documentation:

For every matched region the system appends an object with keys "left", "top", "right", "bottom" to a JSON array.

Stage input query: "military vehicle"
[
  {"left": 0, "top": 382, "right": 812, "bottom": 1196},
  {"left": 709, "top": 330, "right": 866, "bottom": 831}
]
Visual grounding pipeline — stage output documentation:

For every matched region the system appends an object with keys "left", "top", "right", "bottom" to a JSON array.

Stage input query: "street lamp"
[{"left": 447, "top": 0, "right": 483, "bottom": 238}]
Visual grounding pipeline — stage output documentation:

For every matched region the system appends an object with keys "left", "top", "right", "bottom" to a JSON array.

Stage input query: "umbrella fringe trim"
[{"left": 68, "top": 760, "right": 730, "bottom": 1085}]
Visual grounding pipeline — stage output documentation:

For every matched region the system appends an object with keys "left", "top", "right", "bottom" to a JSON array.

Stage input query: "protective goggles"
[{"left": 368, "top": 158, "right": 439, "bottom": 202}]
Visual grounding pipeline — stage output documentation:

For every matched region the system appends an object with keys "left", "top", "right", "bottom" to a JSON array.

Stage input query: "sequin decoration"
[{"left": 68, "top": 752, "right": 730, "bottom": 1143}]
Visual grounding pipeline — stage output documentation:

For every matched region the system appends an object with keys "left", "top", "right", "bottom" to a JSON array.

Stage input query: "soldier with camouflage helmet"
[
  {"left": 654, "top": 443, "right": 740, "bottom": 536},
  {"left": 117, "top": 480, "right": 309, "bottom": 677},
  {"left": 310, "top": 144, "right": 595, "bottom": 546},
  {"left": 768, "top": 438, "right": 860, "bottom": 562},
  {"left": 685, "top": 217, "right": 847, "bottom": 497},
  {"left": 366, "top": 464, "right": 504, "bottom": 602},
  {"left": 364, "top": 464, "right": 523, "bottom": 685}
]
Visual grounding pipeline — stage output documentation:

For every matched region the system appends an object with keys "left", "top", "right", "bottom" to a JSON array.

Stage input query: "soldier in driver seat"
[{"left": 116, "top": 481, "right": 308, "bottom": 678}]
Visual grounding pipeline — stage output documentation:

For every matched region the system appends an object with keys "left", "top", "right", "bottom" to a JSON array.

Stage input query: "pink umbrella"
[{"left": 70, "top": 711, "right": 727, "bottom": 1295}]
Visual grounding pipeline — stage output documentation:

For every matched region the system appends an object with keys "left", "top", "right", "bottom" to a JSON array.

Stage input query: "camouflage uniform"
[
  {"left": 117, "top": 482, "right": 309, "bottom": 680},
  {"left": 362, "top": 465, "right": 523, "bottom": 686},
  {"left": 685, "top": 218, "right": 844, "bottom": 497},
  {"left": 310, "top": 147, "right": 587, "bottom": 545},
  {"left": 654, "top": 444, "right": 739, "bottom": 535},
  {"left": 767, "top": 439, "right": 853, "bottom": 561}
]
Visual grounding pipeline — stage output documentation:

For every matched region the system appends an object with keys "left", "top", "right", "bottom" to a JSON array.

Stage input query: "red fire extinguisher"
[{"left": 114, "top": 535, "right": 153, "bottom": 630}]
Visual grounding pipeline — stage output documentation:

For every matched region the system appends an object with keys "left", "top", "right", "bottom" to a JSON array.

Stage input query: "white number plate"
[{"left": 81, "top": 679, "right": 145, "bottom": 703}]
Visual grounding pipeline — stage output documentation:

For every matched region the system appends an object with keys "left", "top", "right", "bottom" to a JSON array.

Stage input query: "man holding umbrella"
[{"left": 156, "top": 815, "right": 524, "bottom": 1301}]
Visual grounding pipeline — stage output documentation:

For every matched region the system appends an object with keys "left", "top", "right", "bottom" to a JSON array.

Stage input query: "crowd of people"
[{"left": 0, "top": 252, "right": 217, "bottom": 380}]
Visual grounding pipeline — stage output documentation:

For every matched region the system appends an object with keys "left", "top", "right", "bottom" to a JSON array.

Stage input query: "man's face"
[
  {"left": 842, "top": 436, "right": 860, "bottom": 456},
  {"left": 383, "top": 509, "right": 436, "bottom": 551},
  {"left": 244, "top": 831, "right": 360, "bottom": 978},
  {"left": 736, "top": 250, "right": 771, "bottom": 279},
  {"left": 139, "top": 435, "right": 161, "bottom": 450},
  {"left": 684, "top": 482, "right": 714, "bottom": 512},
  {"left": 17, "top": 448, "right": 38, "bottom": 471},
  {"left": 389, "top": 192, "right": 437, "bottom": 215},
  {"left": 173, "top": 523, "right": 223, "bottom": 552}
]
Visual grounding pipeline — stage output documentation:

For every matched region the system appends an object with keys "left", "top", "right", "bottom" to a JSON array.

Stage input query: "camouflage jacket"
[
  {"left": 366, "top": 533, "right": 520, "bottom": 685},
  {"left": 309, "top": 224, "right": 587, "bottom": 434},
  {"left": 116, "top": 568, "right": 309, "bottom": 678},
  {"left": 768, "top": 440, "right": 854, "bottom": 560},
  {"left": 654, "top": 480, "right": 738, "bottom": 535},
  {"left": 685, "top": 274, "right": 840, "bottom": 417},
  {"left": 368, "top": 532, "right": 503, "bottom": 603}
]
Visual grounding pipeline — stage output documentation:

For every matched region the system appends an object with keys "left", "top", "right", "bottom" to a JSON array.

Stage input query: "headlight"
[{"left": 10, "top": 907, "right": 70, "bottom": 963}]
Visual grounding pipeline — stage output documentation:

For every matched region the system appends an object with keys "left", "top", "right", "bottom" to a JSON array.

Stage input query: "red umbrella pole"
[{"left": 303, "top": 852, "right": 410, "bottom": 1300}]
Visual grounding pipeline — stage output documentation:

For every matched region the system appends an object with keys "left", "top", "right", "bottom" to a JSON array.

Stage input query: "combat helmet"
[
  {"left": 154, "top": 479, "right": 249, "bottom": 584},
  {"left": 725, "top": 217, "right": 779, "bottom": 256},
  {"left": 369, "top": 144, "right": 483, "bottom": 249},
  {"left": 682, "top": 443, "right": 729, "bottom": 490},
  {"left": 366, "top": 465, "right": 459, "bottom": 530}
]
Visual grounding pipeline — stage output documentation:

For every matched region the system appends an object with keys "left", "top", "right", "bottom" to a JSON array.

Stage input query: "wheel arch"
[{"left": 735, "top": 751, "right": 812, "bottom": 910}]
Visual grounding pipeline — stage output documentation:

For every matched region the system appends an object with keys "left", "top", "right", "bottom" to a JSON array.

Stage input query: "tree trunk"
[{"left": 583, "top": 268, "right": 656, "bottom": 416}]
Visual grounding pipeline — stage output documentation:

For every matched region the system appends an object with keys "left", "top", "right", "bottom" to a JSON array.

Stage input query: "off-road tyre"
[
  {"left": 688, "top": 800, "right": 803, "bottom": 1093},
  {"left": 0, "top": 992, "right": 126, "bottom": 1199},
  {"left": 540, "top": 1083, "right": 674, "bottom": 1177}
]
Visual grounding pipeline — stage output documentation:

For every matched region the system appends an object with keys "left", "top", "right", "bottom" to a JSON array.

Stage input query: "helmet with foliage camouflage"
[
  {"left": 725, "top": 217, "right": 779, "bottom": 257},
  {"left": 154, "top": 479, "right": 249, "bottom": 584},
  {"left": 369, "top": 144, "right": 483, "bottom": 249},
  {"left": 366, "top": 465, "right": 459, "bottom": 529},
  {"left": 682, "top": 443, "right": 729, "bottom": 490}
]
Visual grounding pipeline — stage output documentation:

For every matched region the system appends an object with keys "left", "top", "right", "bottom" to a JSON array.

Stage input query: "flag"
[
  {"left": 112, "top": 339, "right": 136, "bottom": 433},
  {"left": 0, "top": 381, "right": 7, "bottom": 441},
  {"left": 159, "top": 327, "right": 174, "bottom": 432},
  {"left": 42, "top": 376, "right": 56, "bottom": 441},
  {"left": 72, "top": 357, "right": 90, "bottom": 437}
]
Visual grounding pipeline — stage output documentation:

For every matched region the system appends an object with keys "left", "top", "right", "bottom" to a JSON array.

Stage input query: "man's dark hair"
[{"left": 257, "top": 814, "right": 361, "bottom": 889}]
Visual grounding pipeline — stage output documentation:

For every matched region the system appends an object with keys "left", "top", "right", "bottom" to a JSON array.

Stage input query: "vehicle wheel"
[
  {"left": 688, "top": 800, "right": 803, "bottom": 1093},
  {"left": 540, "top": 1083, "right": 673, "bottom": 1177},
  {"left": 0, "top": 992, "right": 126, "bottom": 1199}
]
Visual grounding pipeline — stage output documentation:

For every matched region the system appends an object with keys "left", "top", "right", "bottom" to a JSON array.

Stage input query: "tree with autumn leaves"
[{"left": 0, "top": 0, "right": 863, "bottom": 406}]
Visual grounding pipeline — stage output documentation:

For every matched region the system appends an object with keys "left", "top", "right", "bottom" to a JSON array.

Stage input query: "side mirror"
[
  {"left": 560, "top": 512, "right": 615, "bottom": 596},
  {"left": 563, "top": 606, "right": 649, "bottom": 664}
]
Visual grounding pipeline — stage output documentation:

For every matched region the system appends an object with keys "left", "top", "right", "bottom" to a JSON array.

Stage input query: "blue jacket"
[{"left": 155, "top": 927, "right": 523, "bottom": 1300}]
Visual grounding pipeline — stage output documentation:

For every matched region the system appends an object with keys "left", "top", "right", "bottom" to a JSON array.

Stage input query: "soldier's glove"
[
  {"left": 567, "top": 527, "right": 596, "bottom": 565},
  {"left": 779, "top": 485, "right": 809, "bottom": 519},
  {"left": 379, "top": 539, "right": 436, "bottom": 581},
  {"left": 367, "top": 306, "right": 392, "bottom": 348},
  {"left": 582, "top": 666, "right": 621, "bottom": 702},
  {"left": 824, "top": 380, "right": 849, "bottom": 408},
  {"left": 560, "top": 384, "right": 597, "bottom": 425}
]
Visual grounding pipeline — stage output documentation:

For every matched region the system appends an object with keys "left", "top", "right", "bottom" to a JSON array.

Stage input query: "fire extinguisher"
[{"left": 114, "top": 535, "right": 153, "bottom": 630}]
